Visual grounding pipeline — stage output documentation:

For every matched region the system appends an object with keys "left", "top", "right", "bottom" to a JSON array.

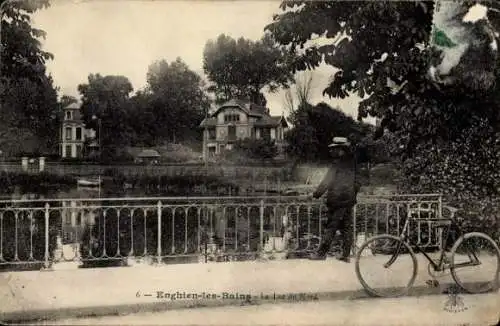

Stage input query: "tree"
[
  {"left": 126, "top": 90, "right": 157, "bottom": 147},
  {"left": 0, "top": 0, "right": 59, "bottom": 156},
  {"left": 203, "top": 33, "right": 294, "bottom": 105},
  {"left": 266, "top": 1, "right": 500, "bottom": 199},
  {"left": 60, "top": 95, "right": 78, "bottom": 107},
  {"left": 0, "top": 0, "right": 53, "bottom": 79},
  {"left": 78, "top": 74, "right": 135, "bottom": 160},
  {"left": 0, "top": 72, "right": 60, "bottom": 156},
  {"left": 283, "top": 71, "right": 314, "bottom": 117},
  {"left": 286, "top": 102, "right": 373, "bottom": 162},
  {"left": 141, "top": 58, "right": 211, "bottom": 143}
]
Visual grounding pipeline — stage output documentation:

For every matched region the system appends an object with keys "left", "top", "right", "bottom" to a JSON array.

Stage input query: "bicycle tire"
[
  {"left": 355, "top": 234, "right": 418, "bottom": 298},
  {"left": 450, "top": 232, "right": 500, "bottom": 294}
]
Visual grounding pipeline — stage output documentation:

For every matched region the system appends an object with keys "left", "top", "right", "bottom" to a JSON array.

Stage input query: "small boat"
[{"left": 77, "top": 177, "right": 102, "bottom": 187}]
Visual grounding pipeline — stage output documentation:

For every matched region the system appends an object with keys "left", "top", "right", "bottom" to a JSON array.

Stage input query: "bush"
[
  {"left": 0, "top": 172, "right": 75, "bottom": 196},
  {"left": 234, "top": 138, "right": 279, "bottom": 161},
  {"left": 107, "top": 172, "right": 240, "bottom": 197},
  {"left": 445, "top": 198, "right": 500, "bottom": 246}
]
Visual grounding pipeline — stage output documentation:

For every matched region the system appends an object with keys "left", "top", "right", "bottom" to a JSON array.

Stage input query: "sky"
[{"left": 30, "top": 0, "right": 371, "bottom": 121}]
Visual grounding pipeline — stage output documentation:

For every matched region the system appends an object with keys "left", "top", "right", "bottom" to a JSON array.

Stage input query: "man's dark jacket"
[{"left": 312, "top": 156, "right": 362, "bottom": 208}]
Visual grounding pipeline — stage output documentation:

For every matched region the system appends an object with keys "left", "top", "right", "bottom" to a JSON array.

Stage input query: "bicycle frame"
[{"left": 384, "top": 215, "right": 481, "bottom": 271}]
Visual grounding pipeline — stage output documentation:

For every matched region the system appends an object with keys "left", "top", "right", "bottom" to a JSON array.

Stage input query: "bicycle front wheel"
[
  {"left": 450, "top": 232, "right": 500, "bottom": 294},
  {"left": 355, "top": 234, "right": 418, "bottom": 298}
]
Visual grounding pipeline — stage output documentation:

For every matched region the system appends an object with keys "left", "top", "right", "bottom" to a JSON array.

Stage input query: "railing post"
[
  {"left": 157, "top": 200, "right": 162, "bottom": 265},
  {"left": 259, "top": 200, "right": 264, "bottom": 256},
  {"left": 438, "top": 195, "right": 443, "bottom": 219},
  {"left": 44, "top": 203, "right": 50, "bottom": 270}
]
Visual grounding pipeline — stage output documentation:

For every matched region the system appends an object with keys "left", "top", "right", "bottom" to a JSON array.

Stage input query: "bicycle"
[{"left": 355, "top": 204, "right": 500, "bottom": 297}]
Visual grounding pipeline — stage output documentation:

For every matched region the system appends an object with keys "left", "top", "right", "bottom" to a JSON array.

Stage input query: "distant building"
[
  {"left": 199, "top": 99, "right": 289, "bottom": 161},
  {"left": 60, "top": 103, "right": 93, "bottom": 158}
]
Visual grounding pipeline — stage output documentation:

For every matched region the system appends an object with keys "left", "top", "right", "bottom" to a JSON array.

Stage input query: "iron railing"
[{"left": 0, "top": 194, "right": 444, "bottom": 270}]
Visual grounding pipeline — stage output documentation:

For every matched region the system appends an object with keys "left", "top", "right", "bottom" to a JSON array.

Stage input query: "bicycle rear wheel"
[
  {"left": 355, "top": 234, "right": 418, "bottom": 298},
  {"left": 450, "top": 232, "right": 500, "bottom": 294}
]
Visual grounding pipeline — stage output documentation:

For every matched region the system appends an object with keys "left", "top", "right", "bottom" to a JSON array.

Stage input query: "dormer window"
[{"left": 65, "top": 111, "right": 72, "bottom": 120}]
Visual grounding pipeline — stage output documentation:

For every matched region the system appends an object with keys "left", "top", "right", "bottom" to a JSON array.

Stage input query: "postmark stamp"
[{"left": 443, "top": 285, "right": 468, "bottom": 313}]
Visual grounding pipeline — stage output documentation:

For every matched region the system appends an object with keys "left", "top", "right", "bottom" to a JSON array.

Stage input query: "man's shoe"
[
  {"left": 337, "top": 256, "right": 351, "bottom": 263},
  {"left": 308, "top": 253, "right": 327, "bottom": 260}
]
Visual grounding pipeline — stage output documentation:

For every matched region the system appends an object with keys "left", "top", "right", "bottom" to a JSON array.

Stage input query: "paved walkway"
[
  {"left": 31, "top": 294, "right": 500, "bottom": 326},
  {"left": 0, "top": 255, "right": 480, "bottom": 323}
]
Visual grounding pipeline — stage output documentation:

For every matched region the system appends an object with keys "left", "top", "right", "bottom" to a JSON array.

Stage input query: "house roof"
[
  {"left": 213, "top": 99, "right": 269, "bottom": 117},
  {"left": 200, "top": 117, "right": 217, "bottom": 127},
  {"left": 254, "top": 115, "right": 288, "bottom": 127},
  {"left": 200, "top": 99, "right": 288, "bottom": 128}
]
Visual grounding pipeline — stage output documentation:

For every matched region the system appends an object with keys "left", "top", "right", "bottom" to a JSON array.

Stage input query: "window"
[
  {"left": 224, "top": 114, "right": 240, "bottom": 123},
  {"left": 65, "top": 127, "right": 72, "bottom": 140},
  {"left": 208, "top": 128, "right": 216, "bottom": 140},
  {"left": 76, "top": 127, "right": 82, "bottom": 140},
  {"left": 262, "top": 128, "right": 271, "bottom": 140},
  {"left": 76, "top": 145, "right": 82, "bottom": 157},
  {"left": 65, "top": 145, "right": 72, "bottom": 158},
  {"left": 65, "top": 111, "right": 72, "bottom": 120}
]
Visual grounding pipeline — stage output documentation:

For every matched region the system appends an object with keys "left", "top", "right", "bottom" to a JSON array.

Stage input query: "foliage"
[
  {"left": 60, "top": 94, "right": 78, "bottom": 107},
  {"left": 0, "top": 0, "right": 60, "bottom": 156},
  {"left": 136, "top": 57, "right": 211, "bottom": 144},
  {"left": 203, "top": 33, "right": 294, "bottom": 105},
  {"left": 234, "top": 138, "right": 279, "bottom": 161},
  {"left": 0, "top": 171, "right": 75, "bottom": 195},
  {"left": 285, "top": 102, "right": 373, "bottom": 162},
  {"left": 0, "top": 0, "right": 52, "bottom": 79},
  {"left": 106, "top": 173, "right": 240, "bottom": 197},
  {"left": 445, "top": 198, "right": 500, "bottom": 247},
  {"left": 78, "top": 73, "right": 135, "bottom": 158},
  {"left": 78, "top": 59, "right": 210, "bottom": 153},
  {"left": 283, "top": 71, "right": 314, "bottom": 115},
  {"left": 266, "top": 1, "right": 500, "bottom": 198}
]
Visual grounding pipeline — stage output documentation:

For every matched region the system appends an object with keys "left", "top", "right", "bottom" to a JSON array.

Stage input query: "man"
[{"left": 309, "top": 137, "right": 361, "bottom": 263}]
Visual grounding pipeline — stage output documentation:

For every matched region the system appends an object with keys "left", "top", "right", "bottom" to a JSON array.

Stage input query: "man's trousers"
[{"left": 317, "top": 205, "right": 354, "bottom": 258}]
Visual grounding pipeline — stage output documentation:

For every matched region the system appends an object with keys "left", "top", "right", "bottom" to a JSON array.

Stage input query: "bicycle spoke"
[
  {"left": 451, "top": 232, "right": 500, "bottom": 294},
  {"left": 355, "top": 234, "right": 417, "bottom": 298}
]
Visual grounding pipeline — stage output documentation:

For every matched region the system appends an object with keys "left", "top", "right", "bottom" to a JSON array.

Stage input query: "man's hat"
[{"left": 328, "top": 137, "right": 351, "bottom": 148}]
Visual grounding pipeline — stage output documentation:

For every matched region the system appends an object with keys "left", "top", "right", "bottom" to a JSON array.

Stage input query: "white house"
[
  {"left": 199, "top": 99, "right": 288, "bottom": 161},
  {"left": 60, "top": 103, "right": 94, "bottom": 158}
]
